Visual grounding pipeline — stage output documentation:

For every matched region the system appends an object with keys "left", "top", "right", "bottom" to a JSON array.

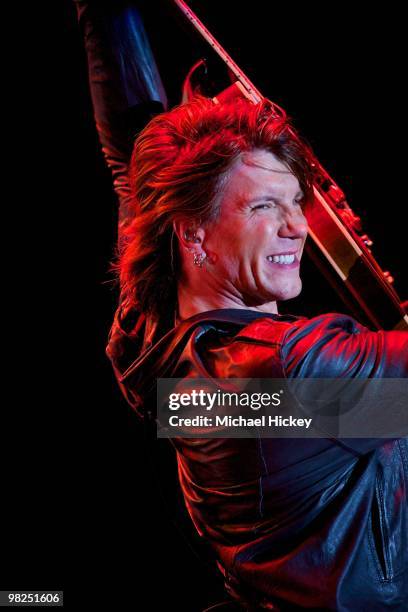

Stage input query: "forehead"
[{"left": 221, "top": 148, "right": 301, "bottom": 205}]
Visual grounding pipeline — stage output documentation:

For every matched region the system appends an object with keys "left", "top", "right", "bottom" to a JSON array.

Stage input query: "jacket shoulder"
[
  {"left": 232, "top": 315, "right": 306, "bottom": 345},
  {"left": 201, "top": 315, "right": 304, "bottom": 378},
  {"left": 210, "top": 313, "right": 359, "bottom": 378}
]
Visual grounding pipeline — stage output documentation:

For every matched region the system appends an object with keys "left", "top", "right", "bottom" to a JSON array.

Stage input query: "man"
[
  {"left": 76, "top": 2, "right": 408, "bottom": 609},
  {"left": 108, "top": 95, "right": 407, "bottom": 610}
]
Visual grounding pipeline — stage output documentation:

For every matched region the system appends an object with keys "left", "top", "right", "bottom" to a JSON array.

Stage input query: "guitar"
[{"left": 174, "top": 0, "right": 407, "bottom": 331}]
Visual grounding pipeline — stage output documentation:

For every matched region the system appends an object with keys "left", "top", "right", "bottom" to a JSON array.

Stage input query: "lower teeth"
[{"left": 268, "top": 259, "right": 293, "bottom": 264}]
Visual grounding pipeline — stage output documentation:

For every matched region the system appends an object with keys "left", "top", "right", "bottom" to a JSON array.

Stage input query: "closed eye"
[{"left": 250, "top": 202, "right": 277, "bottom": 211}]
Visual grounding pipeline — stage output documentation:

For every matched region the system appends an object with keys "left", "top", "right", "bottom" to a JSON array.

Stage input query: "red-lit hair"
[{"left": 118, "top": 96, "right": 313, "bottom": 324}]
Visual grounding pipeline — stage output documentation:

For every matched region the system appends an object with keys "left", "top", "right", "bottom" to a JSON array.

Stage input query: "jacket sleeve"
[
  {"left": 282, "top": 313, "right": 408, "bottom": 378},
  {"left": 281, "top": 313, "right": 408, "bottom": 454},
  {"left": 75, "top": 1, "right": 167, "bottom": 238}
]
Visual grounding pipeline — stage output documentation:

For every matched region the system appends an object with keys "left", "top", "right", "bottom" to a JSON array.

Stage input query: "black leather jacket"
[{"left": 107, "top": 305, "right": 408, "bottom": 610}]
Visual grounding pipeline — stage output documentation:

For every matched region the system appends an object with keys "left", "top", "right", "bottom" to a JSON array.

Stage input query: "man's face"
[{"left": 203, "top": 148, "right": 308, "bottom": 306}]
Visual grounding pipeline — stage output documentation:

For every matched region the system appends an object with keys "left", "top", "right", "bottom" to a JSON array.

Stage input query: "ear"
[{"left": 173, "top": 219, "right": 206, "bottom": 254}]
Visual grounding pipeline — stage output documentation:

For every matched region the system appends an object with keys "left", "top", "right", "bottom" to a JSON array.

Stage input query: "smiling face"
[{"left": 201, "top": 148, "right": 308, "bottom": 308}]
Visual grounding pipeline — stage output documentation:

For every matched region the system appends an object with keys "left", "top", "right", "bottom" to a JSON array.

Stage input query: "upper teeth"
[{"left": 267, "top": 254, "right": 295, "bottom": 264}]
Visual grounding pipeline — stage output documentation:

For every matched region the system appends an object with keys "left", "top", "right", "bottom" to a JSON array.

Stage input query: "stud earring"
[{"left": 193, "top": 253, "right": 206, "bottom": 267}]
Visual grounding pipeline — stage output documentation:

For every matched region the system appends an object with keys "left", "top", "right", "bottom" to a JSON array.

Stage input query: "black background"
[{"left": 2, "top": 2, "right": 405, "bottom": 610}]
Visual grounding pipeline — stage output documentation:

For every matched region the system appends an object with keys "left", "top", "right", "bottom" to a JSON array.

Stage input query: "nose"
[{"left": 277, "top": 209, "right": 308, "bottom": 240}]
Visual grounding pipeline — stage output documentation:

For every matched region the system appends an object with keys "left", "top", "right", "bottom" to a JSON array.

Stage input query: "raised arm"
[{"left": 75, "top": 1, "right": 167, "bottom": 240}]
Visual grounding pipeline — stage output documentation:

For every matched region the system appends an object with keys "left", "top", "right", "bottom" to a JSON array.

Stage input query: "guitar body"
[{"left": 307, "top": 187, "right": 408, "bottom": 330}]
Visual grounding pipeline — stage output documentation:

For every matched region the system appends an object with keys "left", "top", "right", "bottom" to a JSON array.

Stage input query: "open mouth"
[{"left": 266, "top": 252, "right": 299, "bottom": 268}]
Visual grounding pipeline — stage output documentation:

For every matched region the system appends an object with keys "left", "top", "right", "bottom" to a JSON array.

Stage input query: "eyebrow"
[{"left": 241, "top": 157, "right": 292, "bottom": 174}]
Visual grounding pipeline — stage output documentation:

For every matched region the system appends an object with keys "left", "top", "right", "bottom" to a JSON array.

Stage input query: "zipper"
[{"left": 369, "top": 470, "right": 392, "bottom": 582}]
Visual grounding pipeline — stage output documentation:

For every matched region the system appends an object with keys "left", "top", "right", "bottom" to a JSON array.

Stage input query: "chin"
[{"left": 274, "top": 279, "right": 302, "bottom": 302}]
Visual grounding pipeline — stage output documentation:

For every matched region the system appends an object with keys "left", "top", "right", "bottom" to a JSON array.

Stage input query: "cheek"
[
  {"left": 248, "top": 222, "right": 276, "bottom": 252},
  {"left": 208, "top": 225, "right": 245, "bottom": 255},
  {"left": 205, "top": 231, "right": 240, "bottom": 269},
  {"left": 208, "top": 219, "right": 273, "bottom": 263}
]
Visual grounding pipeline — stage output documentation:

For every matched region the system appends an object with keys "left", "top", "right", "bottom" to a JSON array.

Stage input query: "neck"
[{"left": 176, "top": 282, "right": 278, "bottom": 322}]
